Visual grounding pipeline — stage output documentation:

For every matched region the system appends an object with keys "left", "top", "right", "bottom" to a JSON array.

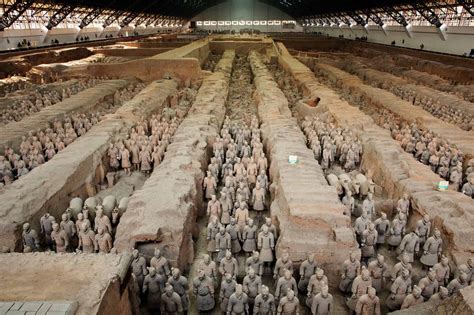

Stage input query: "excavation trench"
[
  {"left": 0, "top": 77, "right": 106, "bottom": 126},
  {"left": 0, "top": 81, "right": 145, "bottom": 187},
  {"left": 276, "top": 46, "right": 474, "bottom": 268},
  {"left": 17, "top": 82, "right": 196, "bottom": 258},
  {"left": 250, "top": 50, "right": 358, "bottom": 281},
  {"left": 299, "top": 57, "right": 474, "bottom": 194},
  {"left": 0, "top": 79, "right": 132, "bottom": 152},
  {"left": 187, "top": 52, "right": 274, "bottom": 314},
  {"left": 267, "top": 58, "right": 443, "bottom": 314},
  {"left": 0, "top": 79, "right": 178, "bottom": 252},
  {"left": 114, "top": 50, "right": 235, "bottom": 274},
  {"left": 333, "top": 54, "right": 474, "bottom": 120},
  {"left": 0, "top": 76, "right": 31, "bottom": 97}
]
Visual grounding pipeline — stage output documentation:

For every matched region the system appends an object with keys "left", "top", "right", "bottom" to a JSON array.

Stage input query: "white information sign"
[{"left": 288, "top": 155, "right": 298, "bottom": 164}]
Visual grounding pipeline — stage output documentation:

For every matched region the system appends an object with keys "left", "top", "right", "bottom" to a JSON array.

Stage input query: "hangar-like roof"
[{"left": 35, "top": 0, "right": 426, "bottom": 19}]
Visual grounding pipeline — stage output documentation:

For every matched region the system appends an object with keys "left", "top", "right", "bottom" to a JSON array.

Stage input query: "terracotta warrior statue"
[
  {"left": 167, "top": 268, "right": 189, "bottom": 313},
  {"left": 347, "top": 267, "right": 372, "bottom": 312},
  {"left": 219, "top": 250, "right": 239, "bottom": 279},
  {"left": 227, "top": 284, "right": 249, "bottom": 315},
  {"left": 150, "top": 248, "right": 171, "bottom": 277},
  {"left": 420, "top": 229, "right": 443, "bottom": 269},
  {"left": 339, "top": 252, "right": 361, "bottom": 294},
  {"left": 131, "top": 249, "right": 148, "bottom": 290},
  {"left": 142, "top": 267, "right": 165, "bottom": 311},
  {"left": 275, "top": 269, "right": 298, "bottom": 301},
  {"left": 78, "top": 221, "right": 97, "bottom": 253},
  {"left": 220, "top": 273, "right": 237, "bottom": 313},
  {"left": 95, "top": 227, "right": 113, "bottom": 253},
  {"left": 276, "top": 289, "right": 299, "bottom": 315},
  {"left": 51, "top": 222, "right": 69, "bottom": 253},
  {"left": 298, "top": 253, "right": 318, "bottom": 293},
  {"left": 200, "top": 254, "right": 218, "bottom": 284},
  {"left": 311, "top": 285, "right": 333, "bottom": 315},
  {"left": 258, "top": 225, "right": 275, "bottom": 268},
  {"left": 246, "top": 250, "right": 264, "bottom": 276},
  {"left": 355, "top": 287, "right": 380, "bottom": 315},
  {"left": 242, "top": 218, "right": 258, "bottom": 255},
  {"left": 368, "top": 254, "right": 388, "bottom": 294},
  {"left": 216, "top": 227, "right": 232, "bottom": 262},
  {"left": 254, "top": 285, "right": 276, "bottom": 315},
  {"left": 386, "top": 268, "right": 412, "bottom": 311},
  {"left": 22, "top": 222, "right": 40, "bottom": 252},
  {"left": 160, "top": 283, "right": 183, "bottom": 314},
  {"left": 306, "top": 268, "right": 328, "bottom": 309},
  {"left": 242, "top": 267, "right": 262, "bottom": 307},
  {"left": 193, "top": 269, "right": 215, "bottom": 313}
]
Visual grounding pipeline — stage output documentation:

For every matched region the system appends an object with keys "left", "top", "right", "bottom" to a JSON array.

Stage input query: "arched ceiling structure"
[
  {"left": 24, "top": 0, "right": 430, "bottom": 20},
  {"left": 1, "top": 0, "right": 464, "bottom": 32}
]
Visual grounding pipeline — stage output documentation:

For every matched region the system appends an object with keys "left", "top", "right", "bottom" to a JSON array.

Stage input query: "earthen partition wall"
[
  {"left": 249, "top": 50, "right": 359, "bottom": 286},
  {"left": 0, "top": 253, "right": 139, "bottom": 315},
  {"left": 0, "top": 78, "right": 80, "bottom": 110},
  {"left": 0, "top": 80, "right": 177, "bottom": 252},
  {"left": 0, "top": 79, "right": 131, "bottom": 151},
  {"left": 310, "top": 61, "right": 474, "bottom": 160},
  {"left": 336, "top": 56, "right": 474, "bottom": 117},
  {"left": 276, "top": 43, "right": 474, "bottom": 266},
  {"left": 59, "top": 39, "right": 212, "bottom": 83},
  {"left": 114, "top": 50, "right": 235, "bottom": 271}
]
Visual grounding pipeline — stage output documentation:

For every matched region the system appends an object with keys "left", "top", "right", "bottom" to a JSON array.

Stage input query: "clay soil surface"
[{"left": 0, "top": 253, "right": 128, "bottom": 315}]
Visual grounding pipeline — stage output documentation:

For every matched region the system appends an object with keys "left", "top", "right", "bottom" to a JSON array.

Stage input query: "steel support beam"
[
  {"left": 102, "top": 10, "right": 123, "bottom": 28},
  {"left": 347, "top": 12, "right": 367, "bottom": 26},
  {"left": 336, "top": 14, "right": 352, "bottom": 26},
  {"left": 364, "top": 8, "right": 388, "bottom": 35},
  {"left": 413, "top": 3, "right": 443, "bottom": 27},
  {"left": 133, "top": 14, "right": 150, "bottom": 26},
  {"left": 384, "top": 6, "right": 413, "bottom": 37},
  {"left": 46, "top": 4, "right": 75, "bottom": 30},
  {"left": 365, "top": 9, "right": 384, "bottom": 27},
  {"left": 146, "top": 16, "right": 161, "bottom": 26},
  {"left": 384, "top": 6, "right": 408, "bottom": 26},
  {"left": 0, "top": 0, "right": 35, "bottom": 31},
  {"left": 119, "top": 12, "right": 139, "bottom": 28},
  {"left": 79, "top": 7, "right": 104, "bottom": 29}
]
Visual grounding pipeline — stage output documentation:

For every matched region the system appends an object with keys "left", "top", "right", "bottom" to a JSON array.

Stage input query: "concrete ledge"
[
  {"left": 0, "top": 79, "right": 130, "bottom": 151},
  {"left": 114, "top": 50, "right": 235, "bottom": 271},
  {"left": 0, "top": 300, "right": 78, "bottom": 315},
  {"left": 0, "top": 80, "right": 177, "bottom": 252},
  {"left": 249, "top": 51, "right": 358, "bottom": 284},
  {"left": 278, "top": 46, "right": 474, "bottom": 266},
  {"left": 0, "top": 253, "right": 138, "bottom": 315}
]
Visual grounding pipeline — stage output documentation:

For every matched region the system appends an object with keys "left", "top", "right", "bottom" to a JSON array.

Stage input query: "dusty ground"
[{"left": 0, "top": 253, "right": 130, "bottom": 315}]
